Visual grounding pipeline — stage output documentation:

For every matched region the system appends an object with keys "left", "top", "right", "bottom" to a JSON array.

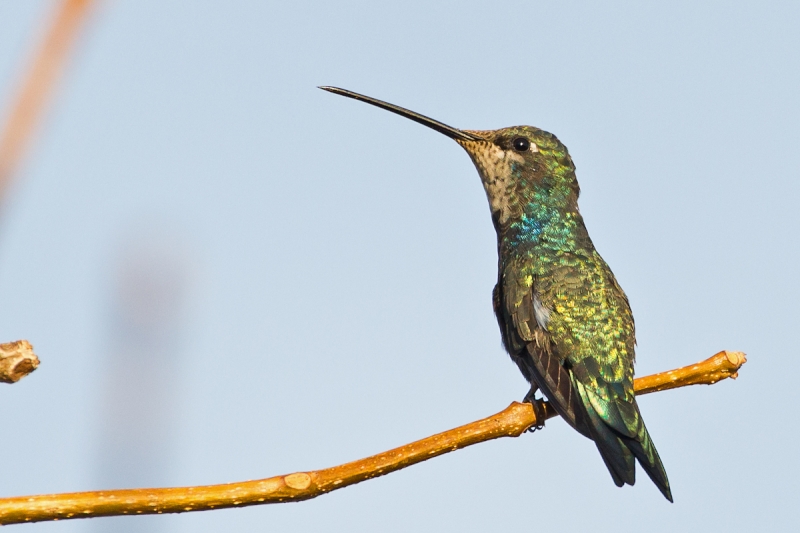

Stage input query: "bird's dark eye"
[{"left": 512, "top": 137, "right": 530, "bottom": 152}]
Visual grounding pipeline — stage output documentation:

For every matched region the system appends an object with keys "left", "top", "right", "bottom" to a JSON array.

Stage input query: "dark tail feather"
[
  {"left": 579, "top": 389, "right": 636, "bottom": 487},
  {"left": 624, "top": 425, "right": 673, "bottom": 502},
  {"left": 598, "top": 449, "right": 627, "bottom": 487}
]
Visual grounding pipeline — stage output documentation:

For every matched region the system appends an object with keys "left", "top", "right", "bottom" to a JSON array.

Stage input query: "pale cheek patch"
[{"left": 489, "top": 144, "right": 507, "bottom": 160}]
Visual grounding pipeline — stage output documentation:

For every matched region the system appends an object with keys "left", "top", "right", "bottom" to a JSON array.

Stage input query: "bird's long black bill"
[{"left": 319, "top": 86, "right": 481, "bottom": 142}]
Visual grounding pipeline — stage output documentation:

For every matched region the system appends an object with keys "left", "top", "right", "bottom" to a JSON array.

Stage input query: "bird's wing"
[{"left": 498, "top": 252, "right": 592, "bottom": 436}]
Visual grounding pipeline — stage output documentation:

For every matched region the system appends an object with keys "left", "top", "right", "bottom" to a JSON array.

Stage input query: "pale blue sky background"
[{"left": 0, "top": 1, "right": 798, "bottom": 531}]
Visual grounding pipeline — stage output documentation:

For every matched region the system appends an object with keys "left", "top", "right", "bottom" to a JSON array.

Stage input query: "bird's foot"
[{"left": 522, "top": 391, "right": 546, "bottom": 433}]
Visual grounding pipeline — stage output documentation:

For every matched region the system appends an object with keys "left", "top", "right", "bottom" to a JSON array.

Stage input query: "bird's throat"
[{"left": 498, "top": 188, "right": 586, "bottom": 256}]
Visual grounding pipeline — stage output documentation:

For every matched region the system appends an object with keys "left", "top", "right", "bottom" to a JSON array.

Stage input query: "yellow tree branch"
[
  {"left": 0, "top": 350, "right": 746, "bottom": 526},
  {"left": 0, "top": 340, "right": 38, "bottom": 384}
]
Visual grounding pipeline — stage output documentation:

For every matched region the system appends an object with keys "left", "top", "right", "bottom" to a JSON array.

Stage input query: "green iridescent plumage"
[{"left": 321, "top": 87, "right": 672, "bottom": 501}]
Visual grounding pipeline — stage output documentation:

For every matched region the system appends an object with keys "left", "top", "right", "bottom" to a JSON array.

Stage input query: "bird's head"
[{"left": 455, "top": 126, "right": 578, "bottom": 227}]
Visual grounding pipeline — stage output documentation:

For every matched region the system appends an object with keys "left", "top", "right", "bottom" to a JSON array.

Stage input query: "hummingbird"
[{"left": 320, "top": 86, "right": 672, "bottom": 502}]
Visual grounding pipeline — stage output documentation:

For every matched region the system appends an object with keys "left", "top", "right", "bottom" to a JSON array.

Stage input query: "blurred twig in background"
[
  {"left": 0, "top": 0, "right": 95, "bottom": 375},
  {"left": 0, "top": 0, "right": 95, "bottom": 202},
  {"left": 0, "top": 351, "right": 745, "bottom": 525}
]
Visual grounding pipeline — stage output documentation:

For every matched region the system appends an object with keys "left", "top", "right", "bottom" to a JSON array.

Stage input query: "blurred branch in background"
[
  {"left": 0, "top": 0, "right": 96, "bottom": 203},
  {"left": 0, "top": 0, "right": 96, "bottom": 374},
  {"left": 0, "top": 350, "right": 746, "bottom": 525},
  {"left": 92, "top": 233, "right": 191, "bottom": 533}
]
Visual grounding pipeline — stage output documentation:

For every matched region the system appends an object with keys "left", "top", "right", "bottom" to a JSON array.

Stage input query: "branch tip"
[{"left": 0, "top": 340, "right": 39, "bottom": 384}]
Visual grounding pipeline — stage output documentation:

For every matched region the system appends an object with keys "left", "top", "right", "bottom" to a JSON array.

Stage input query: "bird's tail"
[{"left": 574, "top": 379, "right": 673, "bottom": 502}]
